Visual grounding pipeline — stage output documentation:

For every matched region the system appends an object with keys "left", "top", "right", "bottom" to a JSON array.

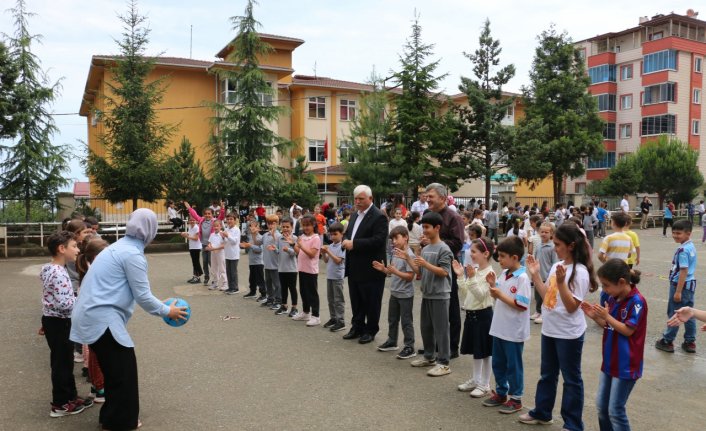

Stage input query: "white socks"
[{"left": 473, "top": 357, "right": 492, "bottom": 387}]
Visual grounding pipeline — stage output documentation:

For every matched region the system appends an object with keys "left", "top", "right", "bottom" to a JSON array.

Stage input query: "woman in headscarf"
[{"left": 71, "top": 208, "right": 187, "bottom": 431}]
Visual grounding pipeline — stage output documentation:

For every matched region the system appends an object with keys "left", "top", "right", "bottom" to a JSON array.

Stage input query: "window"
[
  {"left": 603, "top": 123, "right": 616, "bottom": 140},
  {"left": 506, "top": 106, "right": 514, "bottom": 119},
  {"left": 339, "top": 140, "right": 356, "bottom": 163},
  {"left": 649, "top": 31, "right": 663, "bottom": 41},
  {"left": 340, "top": 99, "right": 356, "bottom": 121},
  {"left": 641, "top": 114, "right": 676, "bottom": 136},
  {"left": 307, "top": 139, "right": 326, "bottom": 162},
  {"left": 575, "top": 183, "right": 586, "bottom": 194},
  {"left": 588, "top": 152, "right": 616, "bottom": 169},
  {"left": 694, "top": 88, "right": 701, "bottom": 104},
  {"left": 643, "top": 49, "right": 677, "bottom": 74},
  {"left": 588, "top": 64, "right": 616, "bottom": 84},
  {"left": 642, "top": 82, "right": 676, "bottom": 105},
  {"left": 220, "top": 79, "right": 238, "bottom": 105},
  {"left": 257, "top": 82, "right": 273, "bottom": 106},
  {"left": 595, "top": 94, "right": 616, "bottom": 111},
  {"left": 696, "top": 57, "right": 703, "bottom": 73},
  {"left": 619, "top": 123, "right": 632, "bottom": 139},
  {"left": 620, "top": 65, "right": 633, "bottom": 80},
  {"left": 614, "top": 45, "right": 621, "bottom": 53},
  {"left": 693, "top": 120, "right": 700, "bottom": 135},
  {"left": 308, "top": 97, "right": 326, "bottom": 119},
  {"left": 620, "top": 94, "right": 633, "bottom": 110},
  {"left": 577, "top": 49, "right": 586, "bottom": 61}
]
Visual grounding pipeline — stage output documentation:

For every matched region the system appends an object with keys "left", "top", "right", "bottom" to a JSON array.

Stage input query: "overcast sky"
[{"left": 1, "top": 0, "right": 699, "bottom": 185}]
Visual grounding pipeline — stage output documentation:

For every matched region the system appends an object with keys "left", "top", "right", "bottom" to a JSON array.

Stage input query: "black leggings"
[
  {"left": 189, "top": 249, "right": 203, "bottom": 277},
  {"left": 279, "top": 272, "right": 298, "bottom": 306},
  {"left": 298, "top": 272, "right": 319, "bottom": 317},
  {"left": 663, "top": 218, "right": 673, "bottom": 236}
]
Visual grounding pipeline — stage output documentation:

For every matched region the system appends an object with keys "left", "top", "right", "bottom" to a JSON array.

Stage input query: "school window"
[
  {"left": 642, "top": 49, "right": 677, "bottom": 74},
  {"left": 603, "top": 123, "right": 616, "bottom": 140},
  {"left": 588, "top": 64, "right": 616, "bottom": 84},
  {"left": 588, "top": 152, "right": 616, "bottom": 169},
  {"left": 339, "top": 140, "right": 357, "bottom": 163},
  {"left": 620, "top": 64, "right": 633, "bottom": 80},
  {"left": 308, "top": 97, "right": 326, "bottom": 119},
  {"left": 693, "top": 120, "right": 700, "bottom": 135},
  {"left": 220, "top": 79, "right": 238, "bottom": 105},
  {"left": 340, "top": 99, "right": 357, "bottom": 121},
  {"left": 694, "top": 88, "right": 701, "bottom": 104},
  {"left": 574, "top": 183, "right": 586, "bottom": 194},
  {"left": 257, "top": 82, "right": 274, "bottom": 106},
  {"left": 642, "top": 82, "right": 676, "bottom": 105},
  {"left": 620, "top": 94, "right": 633, "bottom": 110},
  {"left": 649, "top": 31, "right": 663, "bottom": 41},
  {"left": 307, "top": 139, "right": 326, "bottom": 162},
  {"left": 506, "top": 106, "right": 514, "bottom": 119},
  {"left": 641, "top": 114, "right": 676, "bottom": 136},
  {"left": 595, "top": 94, "right": 616, "bottom": 111},
  {"left": 696, "top": 57, "right": 704, "bottom": 73},
  {"left": 619, "top": 123, "right": 632, "bottom": 139}
]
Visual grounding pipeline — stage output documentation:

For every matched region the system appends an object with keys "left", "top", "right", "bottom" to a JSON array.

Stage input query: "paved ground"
[{"left": 1, "top": 227, "right": 706, "bottom": 431}]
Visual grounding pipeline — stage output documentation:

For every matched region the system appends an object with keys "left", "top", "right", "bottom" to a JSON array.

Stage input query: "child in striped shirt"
[{"left": 598, "top": 212, "right": 635, "bottom": 264}]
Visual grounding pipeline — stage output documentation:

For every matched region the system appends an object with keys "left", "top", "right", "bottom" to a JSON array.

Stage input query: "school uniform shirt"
[
  {"left": 670, "top": 240, "right": 697, "bottom": 287},
  {"left": 419, "top": 242, "right": 453, "bottom": 300},
  {"left": 624, "top": 230, "right": 640, "bottom": 266},
  {"left": 326, "top": 242, "right": 346, "bottom": 280},
  {"left": 40, "top": 264, "right": 75, "bottom": 318},
  {"left": 208, "top": 233, "right": 224, "bottom": 253},
  {"left": 388, "top": 218, "right": 407, "bottom": 232},
  {"left": 506, "top": 227, "right": 527, "bottom": 242},
  {"left": 541, "top": 262, "right": 590, "bottom": 339},
  {"left": 223, "top": 226, "right": 241, "bottom": 260},
  {"left": 297, "top": 234, "right": 321, "bottom": 274},
  {"left": 277, "top": 234, "right": 298, "bottom": 272},
  {"left": 247, "top": 232, "right": 263, "bottom": 266},
  {"left": 188, "top": 224, "right": 202, "bottom": 250},
  {"left": 487, "top": 211, "right": 499, "bottom": 229},
  {"left": 489, "top": 267, "right": 531, "bottom": 342},
  {"left": 599, "top": 287, "right": 648, "bottom": 380},
  {"left": 458, "top": 266, "right": 494, "bottom": 311},
  {"left": 390, "top": 248, "right": 416, "bottom": 299},
  {"left": 599, "top": 232, "right": 636, "bottom": 262},
  {"left": 262, "top": 230, "right": 281, "bottom": 270},
  {"left": 536, "top": 241, "right": 558, "bottom": 282}
]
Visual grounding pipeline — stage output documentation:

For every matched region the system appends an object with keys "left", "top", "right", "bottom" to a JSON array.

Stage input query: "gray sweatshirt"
[
  {"left": 420, "top": 241, "right": 453, "bottom": 299},
  {"left": 247, "top": 232, "right": 263, "bottom": 266},
  {"left": 262, "top": 230, "right": 281, "bottom": 270},
  {"left": 277, "top": 234, "right": 298, "bottom": 273}
]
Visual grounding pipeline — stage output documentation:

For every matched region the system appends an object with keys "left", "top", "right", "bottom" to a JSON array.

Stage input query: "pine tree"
[
  {"left": 278, "top": 155, "right": 319, "bottom": 210},
  {"left": 508, "top": 26, "right": 603, "bottom": 202},
  {"left": 164, "top": 136, "right": 210, "bottom": 211},
  {"left": 85, "top": 0, "right": 175, "bottom": 210},
  {"left": 0, "top": 0, "right": 69, "bottom": 224},
  {"left": 387, "top": 15, "right": 458, "bottom": 198},
  {"left": 207, "top": 0, "right": 291, "bottom": 205},
  {"left": 447, "top": 19, "right": 516, "bottom": 205},
  {"left": 0, "top": 39, "right": 21, "bottom": 139}
]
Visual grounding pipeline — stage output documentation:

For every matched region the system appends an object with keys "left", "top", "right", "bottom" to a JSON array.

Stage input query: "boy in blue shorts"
[{"left": 656, "top": 220, "right": 697, "bottom": 353}]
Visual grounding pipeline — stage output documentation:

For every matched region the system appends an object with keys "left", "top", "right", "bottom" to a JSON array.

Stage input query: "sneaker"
[
  {"left": 73, "top": 352, "right": 83, "bottom": 363},
  {"left": 534, "top": 316, "right": 543, "bottom": 324},
  {"left": 203, "top": 277, "right": 210, "bottom": 286},
  {"left": 396, "top": 346, "right": 417, "bottom": 359},
  {"left": 243, "top": 292, "right": 257, "bottom": 299},
  {"left": 323, "top": 318, "right": 337, "bottom": 329},
  {"left": 219, "top": 286, "right": 228, "bottom": 291},
  {"left": 275, "top": 305, "right": 288, "bottom": 315},
  {"left": 499, "top": 398, "right": 522, "bottom": 414},
  {"left": 256, "top": 295, "right": 268, "bottom": 303},
  {"left": 288, "top": 308, "right": 299, "bottom": 318},
  {"left": 682, "top": 341, "right": 697, "bottom": 353},
  {"left": 261, "top": 300, "right": 273, "bottom": 307},
  {"left": 269, "top": 302, "right": 281, "bottom": 310},
  {"left": 518, "top": 413, "right": 553, "bottom": 424},
  {"left": 450, "top": 350, "right": 459, "bottom": 359},
  {"left": 470, "top": 385, "right": 491, "bottom": 398},
  {"left": 73, "top": 397, "right": 93, "bottom": 409},
  {"left": 377, "top": 341, "right": 399, "bottom": 352},
  {"left": 482, "top": 391, "right": 508, "bottom": 407},
  {"left": 655, "top": 338, "right": 675, "bottom": 353},
  {"left": 91, "top": 387, "right": 105, "bottom": 403},
  {"left": 411, "top": 357, "right": 436, "bottom": 367},
  {"left": 530, "top": 312, "right": 541, "bottom": 320},
  {"left": 49, "top": 401, "right": 85, "bottom": 417},
  {"left": 292, "top": 311, "right": 311, "bottom": 321},
  {"left": 187, "top": 276, "right": 200, "bottom": 284},
  {"left": 329, "top": 320, "right": 346, "bottom": 332},
  {"left": 306, "top": 316, "right": 321, "bottom": 326},
  {"left": 225, "top": 289, "right": 239, "bottom": 295},
  {"left": 427, "top": 364, "right": 451, "bottom": 377},
  {"left": 457, "top": 378, "right": 477, "bottom": 392},
  {"left": 208, "top": 283, "right": 218, "bottom": 291}
]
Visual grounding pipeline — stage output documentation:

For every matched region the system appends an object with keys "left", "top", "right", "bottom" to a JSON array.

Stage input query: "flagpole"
[{"left": 324, "top": 135, "right": 328, "bottom": 194}]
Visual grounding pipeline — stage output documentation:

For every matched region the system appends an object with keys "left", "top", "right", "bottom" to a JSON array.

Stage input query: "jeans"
[
  {"left": 529, "top": 334, "right": 585, "bottom": 431},
  {"left": 598, "top": 221, "right": 606, "bottom": 236},
  {"left": 596, "top": 372, "right": 636, "bottom": 431},
  {"left": 488, "top": 228, "right": 498, "bottom": 244},
  {"left": 663, "top": 284, "right": 696, "bottom": 343},
  {"left": 491, "top": 337, "right": 524, "bottom": 399}
]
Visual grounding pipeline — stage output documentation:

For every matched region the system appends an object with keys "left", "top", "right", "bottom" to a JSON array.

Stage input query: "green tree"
[
  {"left": 0, "top": 39, "right": 21, "bottom": 139},
  {"left": 0, "top": 0, "right": 70, "bottom": 224},
  {"left": 278, "top": 155, "right": 319, "bottom": 210},
  {"left": 164, "top": 136, "right": 210, "bottom": 211},
  {"left": 85, "top": 0, "right": 175, "bottom": 210},
  {"left": 447, "top": 18, "right": 516, "bottom": 205},
  {"left": 386, "top": 15, "right": 458, "bottom": 198},
  {"left": 0, "top": 199, "right": 54, "bottom": 223},
  {"left": 508, "top": 26, "right": 603, "bottom": 202},
  {"left": 342, "top": 71, "right": 398, "bottom": 198},
  {"left": 599, "top": 154, "right": 642, "bottom": 196},
  {"left": 207, "top": 0, "right": 291, "bottom": 204}
]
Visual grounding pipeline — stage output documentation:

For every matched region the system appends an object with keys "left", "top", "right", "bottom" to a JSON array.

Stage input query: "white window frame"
[
  {"left": 257, "top": 81, "right": 274, "bottom": 106},
  {"left": 696, "top": 57, "right": 703, "bottom": 73},
  {"left": 620, "top": 94, "right": 633, "bottom": 110},
  {"left": 339, "top": 140, "right": 357, "bottom": 163},
  {"left": 619, "top": 123, "right": 632, "bottom": 139},
  {"left": 506, "top": 106, "right": 514, "bottom": 119},
  {"left": 221, "top": 79, "right": 238, "bottom": 105},
  {"left": 694, "top": 88, "right": 701, "bottom": 104},
  {"left": 620, "top": 64, "right": 633, "bottom": 81},
  {"left": 308, "top": 97, "right": 326, "bottom": 119},
  {"left": 307, "top": 139, "right": 326, "bottom": 162},
  {"left": 693, "top": 120, "right": 700, "bottom": 136},
  {"left": 340, "top": 99, "right": 357, "bottom": 121}
]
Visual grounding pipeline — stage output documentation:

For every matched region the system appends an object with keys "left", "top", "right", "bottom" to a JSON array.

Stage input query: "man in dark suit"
[{"left": 341, "top": 185, "right": 388, "bottom": 344}]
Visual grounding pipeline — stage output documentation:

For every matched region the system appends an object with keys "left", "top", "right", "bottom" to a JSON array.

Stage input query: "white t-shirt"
[
  {"left": 620, "top": 199, "right": 629, "bottom": 213},
  {"left": 223, "top": 226, "right": 241, "bottom": 260},
  {"left": 208, "top": 232, "right": 224, "bottom": 251},
  {"left": 388, "top": 218, "right": 407, "bottom": 232},
  {"left": 168, "top": 207, "right": 179, "bottom": 219},
  {"left": 541, "top": 261, "right": 590, "bottom": 339},
  {"left": 188, "top": 224, "right": 201, "bottom": 250},
  {"left": 506, "top": 227, "right": 527, "bottom": 242},
  {"left": 489, "top": 268, "right": 531, "bottom": 342}
]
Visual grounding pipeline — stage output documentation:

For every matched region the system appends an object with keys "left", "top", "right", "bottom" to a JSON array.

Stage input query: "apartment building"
[{"left": 571, "top": 10, "right": 706, "bottom": 195}]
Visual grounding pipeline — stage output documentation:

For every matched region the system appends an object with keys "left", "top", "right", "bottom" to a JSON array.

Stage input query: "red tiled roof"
[{"left": 73, "top": 182, "right": 90, "bottom": 197}]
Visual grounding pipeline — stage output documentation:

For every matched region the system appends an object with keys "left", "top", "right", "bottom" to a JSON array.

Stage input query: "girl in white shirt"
[
  {"left": 205, "top": 220, "right": 227, "bottom": 291},
  {"left": 520, "top": 223, "right": 598, "bottom": 429},
  {"left": 181, "top": 218, "right": 203, "bottom": 284}
]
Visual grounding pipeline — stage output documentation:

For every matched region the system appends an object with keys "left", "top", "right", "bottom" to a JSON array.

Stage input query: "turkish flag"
[{"left": 324, "top": 136, "right": 328, "bottom": 161}]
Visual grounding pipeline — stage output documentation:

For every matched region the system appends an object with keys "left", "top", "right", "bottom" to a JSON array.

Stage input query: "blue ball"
[{"left": 163, "top": 297, "right": 191, "bottom": 327}]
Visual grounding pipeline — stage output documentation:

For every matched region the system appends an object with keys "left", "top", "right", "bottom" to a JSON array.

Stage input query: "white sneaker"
[
  {"left": 292, "top": 312, "right": 311, "bottom": 321},
  {"left": 470, "top": 385, "right": 491, "bottom": 398},
  {"left": 534, "top": 315, "right": 543, "bottom": 324},
  {"left": 458, "top": 378, "right": 477, "bottom": 392},
  {"left": 530, "top": 312, "right": 541, "bottom": 320},
  {"left": 306, "top": 316, "right": 321, "bottom": 326},
  {"left": 208, "top": 283, "right": 218, "bottom": 290},
  {"left": 219, "top": 286, "right": 228, "bottom": 291},
  {"left": 427, "top": 364, "right": 451, "bottom": 377},
  {"left": 73, "top": 352, "right": 83, "bottom": 363}
]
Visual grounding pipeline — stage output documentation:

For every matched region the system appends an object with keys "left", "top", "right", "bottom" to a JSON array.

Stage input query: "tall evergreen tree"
[
  {"left": 0, "top": 0, "right": 69, "bottom": 223},
  {"left": 0, "top": 39, "right": 21, "bottom": 139},
  {"left": 85, "top": 0, "right": 175, "bottom": 210},
  {"left": 508, "top": 26, "right": 603, "bottom": 202},
  {"left": 207, "top": 0, "right": 291, "bottom": 205},
  {"left": 447, "top": 19, "right": 516, "bottom": 205},
  {"left": 164, "top": 136, "right": 210, "bottom": 210},
  {"left": 278, "top": 155, "right": 319, "bottom": 210},
  {"left": 387, "top": 15, "right": 457, "bottom": 198}
]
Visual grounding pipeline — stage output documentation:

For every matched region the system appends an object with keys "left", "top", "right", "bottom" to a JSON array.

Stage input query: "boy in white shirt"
[
  {"left": 181, "top": 217, "right": 203, "bottom": 284},
  {"left": 223, "top": 213, "right": 241, "bottom": 295}
]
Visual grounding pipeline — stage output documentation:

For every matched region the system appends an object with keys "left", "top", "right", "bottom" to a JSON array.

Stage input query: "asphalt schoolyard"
[{"left": 1, "top": 226, "right": 705, "bottom": 431}]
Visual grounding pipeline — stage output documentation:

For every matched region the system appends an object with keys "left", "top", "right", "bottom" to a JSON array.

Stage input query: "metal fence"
[{"left": 0, "top": 198, "right": 59, "bottom": 223}]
